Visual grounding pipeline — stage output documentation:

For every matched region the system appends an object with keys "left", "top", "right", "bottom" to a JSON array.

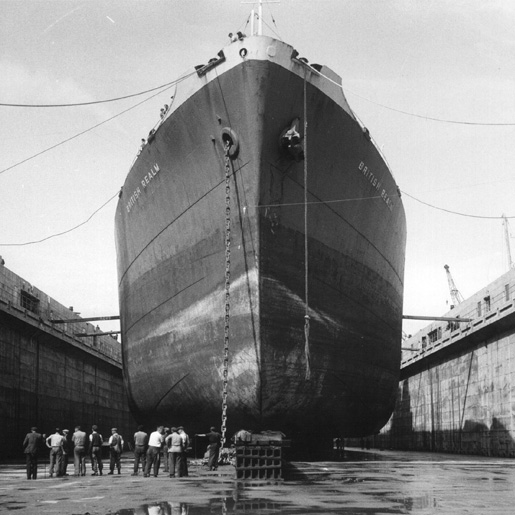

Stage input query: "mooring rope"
[{"left": 303, "top": 71, "right": 311, "bottom": 381}]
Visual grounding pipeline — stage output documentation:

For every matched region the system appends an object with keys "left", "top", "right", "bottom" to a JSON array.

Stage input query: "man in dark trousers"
[
  {"left": 60, "top": 429, "right": 70, "bottom": 476},
  {"left": 165, "top": 427, "right": 183, "bottom": 477},
  {"left": 72, "top": 426, "right": 88, "bottom": 476},
  {"left": 197, "top": 426, "right": 222, "bottom": 471},
  {"left": 22, "top": 427, "right": 43, "bottom": 479},
  {"left": 108, "top": 428, "right": 124, "bottom": 475},
  {"left": 89, "top": 425, "right": 103, "bottom": 476},
  {"left": 132, "top": 425, "right": 147, "bottom": 476},
  {"left": 177, "top": 426, "right": 190, "bottom": 477},
  {"left": 144, "top": 425, "right": 164, "bottom": 477},
  {"left": 45, "top": 428, "right": 64, "bottom": 478}
]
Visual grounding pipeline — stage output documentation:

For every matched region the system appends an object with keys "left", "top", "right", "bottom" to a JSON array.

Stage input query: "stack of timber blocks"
[{"left": 234, "top": 431, "right": 285, "bottom": 483}]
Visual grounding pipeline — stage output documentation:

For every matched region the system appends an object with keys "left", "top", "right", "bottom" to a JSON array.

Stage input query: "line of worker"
[
  {"left": 136, "top": 424, "right": 225, "bottom": 477},
  {"left": 22, "top": 424, "right": 221, "bottom": 480},
  {"left": 22, "top": 425, "right": 124, "bottom": 479}
]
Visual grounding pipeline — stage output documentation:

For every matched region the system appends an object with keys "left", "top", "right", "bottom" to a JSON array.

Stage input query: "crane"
[
  {"left": 502, "top": 214, "right": 514, "bottom": 271},
  {"left": 444, "top": 264, "right": 464, "bottom": 307}
]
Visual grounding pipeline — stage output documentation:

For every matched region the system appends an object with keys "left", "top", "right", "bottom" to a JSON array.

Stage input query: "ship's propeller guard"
[{"left": 221, "top": 127, "right": 239, "bottom": 159}]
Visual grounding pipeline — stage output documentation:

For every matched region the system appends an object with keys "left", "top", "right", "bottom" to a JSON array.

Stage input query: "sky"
[{"left": 1, "top": 0, "right": 515, "bottom": 338}]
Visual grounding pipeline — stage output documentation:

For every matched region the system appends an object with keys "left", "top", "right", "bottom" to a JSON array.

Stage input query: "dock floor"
[{"left": 1, "top": 448, "right": 514, "bottom": 514}]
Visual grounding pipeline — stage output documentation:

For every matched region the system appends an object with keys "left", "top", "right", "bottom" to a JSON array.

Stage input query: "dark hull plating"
[{"left": 115, "top": 37, "right": 406, "bottom": 445}]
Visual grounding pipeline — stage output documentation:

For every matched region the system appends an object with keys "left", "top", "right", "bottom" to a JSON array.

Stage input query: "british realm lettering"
[
  {"left": 126, "top": 163, "right": 161, "bottom": 213},
  {"left": 358, "top": 161, "right": 393, "bottom": 211}
]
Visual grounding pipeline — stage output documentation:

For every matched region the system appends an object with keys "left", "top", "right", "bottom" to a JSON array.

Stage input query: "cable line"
[
  {"left": 0, "top": 72, "right": 194, "bottom": 177},
  {"left": 0, "top": 191, "right": 119, "bottom": 247},
  {"left": 2, "top": 187, "right": 514, "bottom": 247},
  {"left": 343, "top": 88, "right": 515, "bottom": 126},
  {"left": 402, "top": 190, "right": 515, "bottom": 219},
  {"left": 0, "top": 78, "right": 182, "bottom": 108}
]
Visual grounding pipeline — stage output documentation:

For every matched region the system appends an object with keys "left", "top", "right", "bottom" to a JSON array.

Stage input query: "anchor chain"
[{"left": 221, "top": 142, "right": 232, "bottom": 447}]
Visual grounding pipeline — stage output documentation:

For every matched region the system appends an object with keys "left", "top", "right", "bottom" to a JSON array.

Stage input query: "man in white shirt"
[
  {"left": 45, "top": 428, "right": 64, "bottom": 478},
  {"left": 144, "top": 426, "right": 164, "bottom": 477}
]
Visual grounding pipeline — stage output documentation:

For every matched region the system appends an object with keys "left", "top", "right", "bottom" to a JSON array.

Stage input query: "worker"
[
  {"left": 60, "top": 429, "right": 70, "bottom": 476},
  {"left": 22, "top": 426, "right": 43, "bottom": 480},
  {"left": 196, "top": 426, "right": 221, "bottom": 471},
  {"left": 89, "top": 425, "right": 103, "bottom": 476},
  {"left": 45, "top": 428, "right": 64, "bottom": 478},
  {"left": 108, "top": 428, "right": 124, "bottom": 475},
  {"left": 144, "top": 425, "right": 164, "bottom": 477},
  {"left": 72, "top": 426, "right": 88, "bottom": 477},
  {"left": 177, "top": 426, "right": 190, "bottom": 477},
  {"left": 165, "top": 427, "right": 183, "bottom": 477},
  {"left": 162, "top": 427, "right": 171, "bottom": 473},
  {"left": 132, "top": 425, "right": 147, "bottom": 476}
]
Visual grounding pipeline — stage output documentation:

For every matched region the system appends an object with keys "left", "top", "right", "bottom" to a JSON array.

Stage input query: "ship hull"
[{"left": 115, "top": 37, "right": 406, "bottom": 446}]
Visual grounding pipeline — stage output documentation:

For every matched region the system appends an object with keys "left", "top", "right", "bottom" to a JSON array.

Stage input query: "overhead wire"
[
  {"left": 0, "top": 191, "right": 119, "bottom": 247},
  {"left": 401, "top": 190, "right": 515, "bottom": 219},
  {"left": 257, "top": 192, "right": 515, "bottom": 219},
  {"left": 0, "top": 71, "right": 195, "bottom": 246},
  {"left": 3, "top": 187, "right": 515, "bottom": 247},
  {"left": 343, "top": 88, "right": 515, "bottom": 126},
  {"left": 1, "top": 20, "right": 514, "bottom": 248},
  {"left": 298, "top": 64, "right": 515, "bottom": 127},
  {"left": 0, "top": 78, "right": 184, "bottom": 108},
  {"left": 0, "top": 71, "right": 195, "bottom": 176}
]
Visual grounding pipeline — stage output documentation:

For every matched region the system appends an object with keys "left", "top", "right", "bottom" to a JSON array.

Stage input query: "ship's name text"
[
  {"left": 358, "top": 161, "right": 393, "bottom": 211},
  {"left": 126, "top": 163, "right": 161, "bottom": 213}
]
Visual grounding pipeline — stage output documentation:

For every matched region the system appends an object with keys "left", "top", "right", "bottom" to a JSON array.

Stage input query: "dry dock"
[
  {"left": 0, "top": 264, "right": 136, "bottom": 459},
  {"left": 1, "top": 449, "right": 514, "bottom": 514},
  {"left": 376, "top": 268, "right": 515, "bottom": 457}
]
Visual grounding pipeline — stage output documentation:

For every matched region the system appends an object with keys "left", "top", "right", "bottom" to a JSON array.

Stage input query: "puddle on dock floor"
[{"left": 110, "top": 497, "right": 407, "bottom": 514}]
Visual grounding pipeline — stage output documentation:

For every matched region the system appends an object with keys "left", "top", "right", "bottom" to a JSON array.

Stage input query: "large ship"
[{"left": 115, "top": 9, "right": 406, "bottom": 449}]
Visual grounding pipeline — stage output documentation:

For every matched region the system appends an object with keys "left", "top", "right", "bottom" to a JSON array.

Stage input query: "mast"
[
  {"left": 243, "top": 0, "right": 280, "bottom": 36},
  {"left": 258, "top": 0, "right": 263, "bottom": 35}
]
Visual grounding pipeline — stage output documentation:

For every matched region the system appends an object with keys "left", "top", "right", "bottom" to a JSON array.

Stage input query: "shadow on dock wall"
[
  {"left": 0, "top": 313, "right": 136, "bottom": 459},
  {"left": 373, "top": 374, "right": 515, "bottom": 458}
]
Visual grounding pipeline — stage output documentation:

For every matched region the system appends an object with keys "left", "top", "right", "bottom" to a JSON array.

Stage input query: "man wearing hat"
[
  {"left": 22, "top": 427, "right": 43, "bottom": 479},
  {"left": 108, "top": 428, "right": 124, "bottom": 475}
]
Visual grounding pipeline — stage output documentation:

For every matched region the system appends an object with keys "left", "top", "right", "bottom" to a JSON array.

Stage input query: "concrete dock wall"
[
  {"left": 376, "top": 269, "right": 515, "bottom": 457},
  {"left": 0, "top": 264, "right": 136, "bottom": 459}
]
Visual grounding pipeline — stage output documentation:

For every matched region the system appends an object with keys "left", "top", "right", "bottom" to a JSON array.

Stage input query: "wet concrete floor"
[{"left": 1, "top": 448, "right": 514, "bottom": 514}]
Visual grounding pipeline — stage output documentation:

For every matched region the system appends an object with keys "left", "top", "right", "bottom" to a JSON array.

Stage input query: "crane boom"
[
  {"left": 502, "top": 214, "right": 514, "bottom": 271},
  {"left": 444, "top": 264, "right": 464, "bottom": 307}
]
